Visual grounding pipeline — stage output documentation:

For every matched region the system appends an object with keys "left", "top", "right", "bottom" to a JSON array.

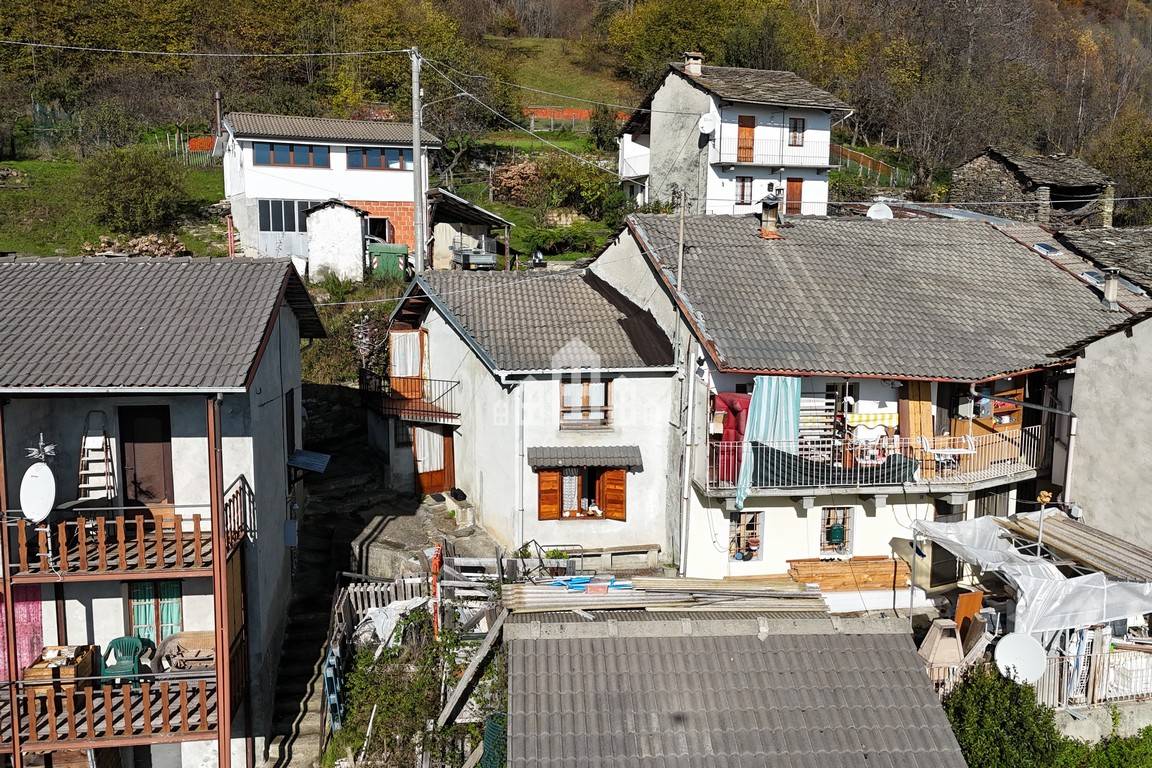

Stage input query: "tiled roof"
[
  {"left": 628, "top": 214, "right": 1120, "bottom": 380},
  {"left": 669, "top": 63, "right": 851, "bottom": 110},
  {"left": 414, "top": 270, "right": 674, "bottom": 372},
  {"left": 508, "top": 627, "right": 967, "bottom": 768},
  {"left": 986, "top": 147, "right": 1110, "bottom": 187},
  {"left": 224, "top": 111, "right": 440, "bottom": 146},
  {"left": 0, "top": 256, "right": 323, "bottom": 392},
  {"left": 1058, "top": 226, "right": 1152, "bottom": 291},
  {"left": 526, "top": 445, "right": 643, "bottom": 470}
]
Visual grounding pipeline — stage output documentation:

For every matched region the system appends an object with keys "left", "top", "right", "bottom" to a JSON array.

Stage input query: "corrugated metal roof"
[
  {"left": 224, "top": 111, "right": 440, "bottom": 146},
  {"left": 508, "top": 629, "right": 968, "bottom": 767},
  {"left": 506, "top": 609, "right": 830, "bottom": 624},
  {"left": 0, "top": 256, "right": 323, "bottom": 391},
  {"left": 526, "top": 445, "right": 643, "bottom": 469}
]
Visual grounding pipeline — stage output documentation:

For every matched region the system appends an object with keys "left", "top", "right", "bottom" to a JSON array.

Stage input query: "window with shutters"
[
  {"left": 537, "top": 467, "right": 626, "bottom": 520},
  {"left": 788, "top": 117, "right": 806, "bottom": 147},
  {"left": 820, "top": 507, "right": 852, "bottom": 554},
  {"left": 560, "top": 377, "right": 611, "bottom": 428},
  {"left": 736, "top": 176, "right": 753, "bottom": 205}
]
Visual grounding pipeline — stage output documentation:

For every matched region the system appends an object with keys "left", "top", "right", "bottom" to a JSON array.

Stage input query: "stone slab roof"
[
  {"left": 0, "top": 256, "right": 323, "bottom": 392},
  {"left": 224, "top": 111, "right": 440, "bottom": 146},
  {"left": 985, "top": 147, "right": 1110, "bottom": 188},
  {"left": 1058, "top": 226, "right": 1152, "bottom": 291},
  {"left": 628, "top": 214, "right": 1120, "bottom": 380},
  {"left": 669, "top": 63, "right": 851, "bottom": 110},
  {"left": 412, "top": 270, "right": 674, "bottom": 372},
  {"left": 508, "top": 626, "right": 967, "bottom": 768}
]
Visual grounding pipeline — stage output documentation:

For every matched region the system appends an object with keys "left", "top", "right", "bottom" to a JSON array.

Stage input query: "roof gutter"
[
  {"left": 0, "top": 387, "right": 248, "bottom": 395},
  {"left": 497, "top": 366, "right": 679, "bottom": 383}
]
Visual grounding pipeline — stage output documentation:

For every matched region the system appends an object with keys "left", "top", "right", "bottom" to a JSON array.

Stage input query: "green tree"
[
  {"left": 85, "top": 148, "right": 190, "bottom": 233},
  {"left": 1088, "top": 106, "right": 1152, "bottom": 225},
  {"left": 589, "top": 104, "right": 620, "bottom": 152},
  {"left": 943, "top": 664, "right": 1066, "bottom": 768}
]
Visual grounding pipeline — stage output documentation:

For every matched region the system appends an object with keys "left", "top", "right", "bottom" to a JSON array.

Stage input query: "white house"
[
  {"left": 0, "top": 255, "right": 325, "bottom": 767},
  {"left": 221, "top": 111, "right": 439, "bottom": 276},
  {"left": 368, "top": 270, "right": 681, "bottom": 557},
  {"left": 591, "top": 203, "right": 1135, "bottom": 605},
  {"left": 618, "top": 53, "right": 851, "bottom": 216}
]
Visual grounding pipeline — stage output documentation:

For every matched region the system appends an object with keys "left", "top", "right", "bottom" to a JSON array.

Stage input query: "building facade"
[
  {"left": 221, "top": 112, "right": 439, "bottom": 276},
  {"left": 618, "top": 53, "right": 850, "bottom": 216},
  {"left": 0, "top": 256, "right": 324, "bottom": 767}
]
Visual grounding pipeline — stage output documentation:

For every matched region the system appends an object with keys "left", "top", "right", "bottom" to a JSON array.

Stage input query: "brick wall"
[{"left": 346, "top": 200, "right": 416, "bottom": 249}]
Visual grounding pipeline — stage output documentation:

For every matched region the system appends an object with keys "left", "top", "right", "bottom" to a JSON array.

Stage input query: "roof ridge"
[{"left": 225, "top": 110, "right": 412, "bottom": 126}]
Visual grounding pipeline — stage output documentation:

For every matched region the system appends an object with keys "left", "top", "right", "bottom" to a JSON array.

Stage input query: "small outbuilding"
[
  {"left": 427, "top": 188, "right": 514, "bottom": 271},
  {"left": 950, "top": 147, "right": 1114, "bottom": 228},
  {"left": 305, "top": 199, "right": 371, "bottom": 282}
]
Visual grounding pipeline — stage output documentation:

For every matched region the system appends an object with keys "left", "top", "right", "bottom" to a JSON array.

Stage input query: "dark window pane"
[
  {"left": 367, "top": 148, "right": 382, "bottom": 169},
  {"left": 258, "top": 199, "right": 271, "bottom": 231},
  {"left": 282, "top": 200, "right": 296, "bottom": 231},
  {"left": 271, "top": 200, "right": 284, "bottom": 231},
  {"left": 402, "top": 148, "right": 413, "bottom": 167},
  {"left": 312, "top": 145, "right": 329, "bottom": 167},
  {"left": 386, "top": 148, "right": 401, "bottom": 169},
  {"left": 298, "top": 201, "right": 310, "bottom": 232},
  {"left": 291, "top": 145, "right": 308, "bottom": 166},
  {"left": 273, "top": 143, "right": 291, "bottom": 165},
  {"left": 253, "top": 143, "right": 271, "bottom": 165},
  {"left": 347, "top": 148, "right": 363, "bottom": 169}
]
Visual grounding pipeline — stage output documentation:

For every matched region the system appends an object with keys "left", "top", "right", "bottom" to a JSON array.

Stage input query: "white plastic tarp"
[{"left": 912, "top": 513, "right": 1152, "bottom": 635}]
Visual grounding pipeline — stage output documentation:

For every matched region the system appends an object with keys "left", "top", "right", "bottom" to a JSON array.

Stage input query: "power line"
[{"left": 0, "top": 40, "right": 411, "bottom": 58}]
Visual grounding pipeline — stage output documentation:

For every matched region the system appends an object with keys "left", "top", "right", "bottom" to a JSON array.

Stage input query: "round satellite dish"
[
  {"left": 866, "top": 202, "right": 894, "bottom": 220},
  {"left": 995, "top": 632, "right": 1047, "bottom": 684},
  {"left": 698, "top": 114, "right": 717, "bottom": 135},
  {"left": 19, "top": 461, "right": 55, "bottom": 524}
]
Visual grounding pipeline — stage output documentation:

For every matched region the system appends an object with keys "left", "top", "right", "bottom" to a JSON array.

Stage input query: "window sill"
[{"left": 559, "top": 422, "right": 613, "bottom": 431}]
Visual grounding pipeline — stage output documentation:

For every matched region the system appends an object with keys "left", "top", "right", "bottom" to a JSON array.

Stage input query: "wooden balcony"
[
  {"left": 0, "top": 676, "right": 216, "bottom": 752},
  {"left": 5, "top": 478, "right": 250, "bottom": 583}
]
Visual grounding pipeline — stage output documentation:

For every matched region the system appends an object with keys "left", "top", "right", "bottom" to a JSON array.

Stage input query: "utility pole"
[{"left": 411, "top": 48, "right": 427, "bottom": 272}]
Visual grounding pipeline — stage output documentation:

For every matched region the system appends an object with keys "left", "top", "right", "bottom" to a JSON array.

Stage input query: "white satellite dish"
[
  {"left": 698, "top": 114, "right": 717, "bottom": 135},
  {"left": 866, "top": 202, "right": 894, "bottom": 220},
  {"left": 994, "top": 632, "right": 1047, "bottom": 684},
  {"left": 19, "top": 461, "right": 56, "bottom": 524}
]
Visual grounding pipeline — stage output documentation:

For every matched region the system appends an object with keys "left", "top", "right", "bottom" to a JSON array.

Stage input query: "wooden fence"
[
  {"left": 157, "top": 131, "right": 220, "bottom": 167},
  {"left": 830, "top": 143, "right": 909, "bottom": 188}
]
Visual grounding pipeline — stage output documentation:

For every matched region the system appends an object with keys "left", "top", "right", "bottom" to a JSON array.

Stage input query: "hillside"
[{"left": 491, "top": 36, "right": 640, "bottom": 105}]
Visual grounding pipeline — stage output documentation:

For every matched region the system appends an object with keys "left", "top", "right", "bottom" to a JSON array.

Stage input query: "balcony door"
[
  {"left": 737, "top": 115, "right": 756, "bottom": 162},
  {"left": 786, "top": 178, "right": 804, "bottom": 215},
  {"left": 389, "top": 329, "right": 426, "bottom": 399},
  {"left": 119, "top": 405, "right": 175, "bottom": 523}
]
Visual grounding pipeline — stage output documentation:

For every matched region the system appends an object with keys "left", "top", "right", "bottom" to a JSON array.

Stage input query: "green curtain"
[
  {"left": 130, "top": 582, "right": 156, "bottom": 641},
  {"left": 158, "top": 581, "right": 183, "bottom": 639}
]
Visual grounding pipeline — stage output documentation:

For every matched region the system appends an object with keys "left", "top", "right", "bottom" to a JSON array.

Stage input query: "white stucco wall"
[
  {"left": 618, "top": 132, "right": 650, "bottom": 179},
  {"left": 306, "top": 205, "right": 365, "bottom": 282}
]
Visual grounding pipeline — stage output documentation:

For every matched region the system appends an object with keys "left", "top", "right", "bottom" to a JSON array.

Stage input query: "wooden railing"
[
  {"left": 359, "top": 368, "right": 460, "bottom": 424},
  {"left": 223, "top": 476, "right": 253, "bottom": 554},
  {"left": 7, "top": 512, "right": 213, "bottom": 581},
  {"left": 2, "top": 675, "right": 217, "bottom": 748}
]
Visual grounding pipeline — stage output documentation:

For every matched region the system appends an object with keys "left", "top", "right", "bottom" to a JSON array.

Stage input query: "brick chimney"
[
  {"left": 683, "top": 51, "right": 704, "bottom": 77},
  {"left": 759, "top": 194, "right": 782, "bottom": 239}
]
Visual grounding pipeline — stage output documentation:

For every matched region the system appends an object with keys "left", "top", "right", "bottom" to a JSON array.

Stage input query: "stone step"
[{"left": 263, "top": 732, "right": 322, "bottom": 768}]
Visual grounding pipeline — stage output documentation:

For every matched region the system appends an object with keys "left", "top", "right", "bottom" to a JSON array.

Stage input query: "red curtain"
[{"left": 0, "top": 585, "right": 43, "bottom": 680}]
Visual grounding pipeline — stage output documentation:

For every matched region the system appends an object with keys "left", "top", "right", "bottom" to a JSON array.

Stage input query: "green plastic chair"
[{"left": 101, "top": 636, "right": 143, "bottom": 681}]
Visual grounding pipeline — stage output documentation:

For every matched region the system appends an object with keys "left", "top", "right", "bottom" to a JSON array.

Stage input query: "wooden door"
[
  {"left": 119, "top": 406, "right": 175, "bottom": 523},
  {"left": 413, "top": 425, "right": 454, "bottom": 494},
  {"left": 786, "top": 178, "right": 803, "bottom": 215},
  {"left": 737, "top": 115, "right": 756, "bottom": 162}
]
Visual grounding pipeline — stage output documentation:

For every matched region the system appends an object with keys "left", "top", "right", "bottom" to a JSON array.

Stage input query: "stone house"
[{"left": 950, "top": 147, "right": 1114, "bottom": 227}]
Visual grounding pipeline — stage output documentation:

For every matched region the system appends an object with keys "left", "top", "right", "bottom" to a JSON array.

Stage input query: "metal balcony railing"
[
  {"left": 359, "top": 368, "right": 460, "bottom": 424},
  {"left": 716, "top": 136, "right": 833, "bottom": 167},
  {"left": 706, "top": 426, "right": 1042, "bottom": 492}
]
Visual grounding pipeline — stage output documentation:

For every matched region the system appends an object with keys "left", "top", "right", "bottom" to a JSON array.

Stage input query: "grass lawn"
[
  {"left": 478, "top": 129, "right": 593, "bottom": 155},
  {"left": 0, "top": 158, "right": 224, "bottom": 256},
  {"left": 488, "top": 36, "right": 639, "bottom": 105}
]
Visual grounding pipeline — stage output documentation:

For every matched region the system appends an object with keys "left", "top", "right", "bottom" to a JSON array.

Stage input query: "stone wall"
[{"left": 950, "top": 154, "right": 1045, "bottom": 222}]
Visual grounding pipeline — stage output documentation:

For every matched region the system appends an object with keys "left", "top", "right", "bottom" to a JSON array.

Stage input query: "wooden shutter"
[
  {"left": 599, "top": 469, "right": 627, "bottom": 521},
  {"left": 898, "top": 381, "right": 933, "bottom": 441},
  {"left": 537, "top": 470, "right": 562, "bottom": 520},
  {"left": 737, "top": 115, "right": 756, "bottom": 162}
]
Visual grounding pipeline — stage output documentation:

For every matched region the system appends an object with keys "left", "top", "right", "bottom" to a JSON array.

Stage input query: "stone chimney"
[
  {"left": 683, "top": 51, "right": 704, "bottom": 77},
  {"left": 759, "top": 194, "right": 782, "bottom": 239},
  {"left": 1102, "top": 267, "right": 1121, "bottom": 310},
  {"left": 1101, "top": 184, "right": 1115, "bottom": 228}
]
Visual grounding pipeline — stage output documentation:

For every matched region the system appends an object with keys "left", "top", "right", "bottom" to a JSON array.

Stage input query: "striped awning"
[
  {"left": 846, "top": 412, "right": 899, "bottom": 428},
  {"left": 527, "top": 445, "right": 643, "bottom": 471}
]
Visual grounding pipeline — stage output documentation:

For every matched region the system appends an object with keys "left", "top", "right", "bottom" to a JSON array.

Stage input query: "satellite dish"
[
  {"left": 995, "top": 632, "right": 1047, "bottom": 684},
  {"left": 698, "top": 114, "right": 716, "bottom": 135},
  {"left": 19, "top": 461, "right": 56, "bottom": 524},
  {"left": 866, "top": 203, "right": 894, "bottom": 220}
]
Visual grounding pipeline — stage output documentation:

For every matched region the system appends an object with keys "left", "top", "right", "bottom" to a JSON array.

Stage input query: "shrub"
[
  {"left": 523, "top": 221, "right": 601, "bottom": 255},
  {"left": 828, "top": 170, "right": 876, "bottom": 202},
  {"left": 589, "top": 104, "right": 620, "bottom": 152},
  {"left": 85, "top": 147, "right": 189, "bottom": 233}
]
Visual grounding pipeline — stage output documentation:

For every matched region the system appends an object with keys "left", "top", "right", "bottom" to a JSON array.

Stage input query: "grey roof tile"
[
  {"left": 224, "top": 111, "right": 440, "bottom": 146},
  {"left": 416, "top": 270, "right": 674, "bottom": 371},
  {"left": 669, "top": 63, "right": 851, "bottom": 110},
  {"left": 0, "top": 256, "right": 323, "bottom": 391},
  {"left": 985, "top": 146, "right": 1110, "bottom": 187},
  {"left": 526, "top": 445, "right": 643, "bottom": 469},
  {"left": 1058, "top": 226, "right": 1152, "bottom": 291},
  {"left": 628, "top": 214, "right": 1121, "bottom": 380},
  {"left": 507, "top": 631, "right": 966, "bottom": 768}
]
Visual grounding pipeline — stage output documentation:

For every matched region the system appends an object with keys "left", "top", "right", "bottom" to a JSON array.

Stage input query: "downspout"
[
  {"left": 1064, "top": 415, "right": 1079, "bottom": 500},
  {"left": 677, "top": 341, "right": 697, "bottom": 576},
  {"left": 515, "top": 384, "right": 525, "bottom": 546}
]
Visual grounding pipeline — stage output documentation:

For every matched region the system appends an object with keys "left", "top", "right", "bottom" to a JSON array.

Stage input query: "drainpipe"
[
  {"left": 677, "top": 346, "right": 697, "bottom": 576},
  {"left": 1064, "top": 415, "right": 1079, "bottom": 500},
  {"left": 515, "top": 384, "right": 525, "bottom": 546}
]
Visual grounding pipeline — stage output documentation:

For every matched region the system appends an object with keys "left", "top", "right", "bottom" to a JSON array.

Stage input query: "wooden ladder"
[{"left": 77, "top": 410, "right": 115, "bottom": 502}]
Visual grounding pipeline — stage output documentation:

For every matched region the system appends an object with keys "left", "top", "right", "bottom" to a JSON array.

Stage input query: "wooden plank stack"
[{"left": 787, "top": 556, "right": 910, "bottom": 593}]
